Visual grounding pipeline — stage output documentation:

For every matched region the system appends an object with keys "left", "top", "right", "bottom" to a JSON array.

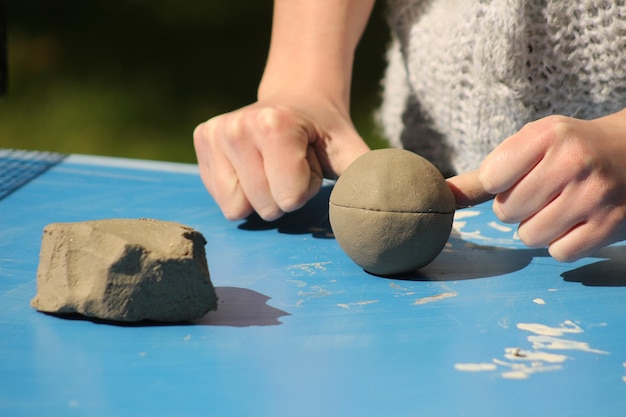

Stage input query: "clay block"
[{"left": 31, "top": 218, "right": 217, "bottom": 323}]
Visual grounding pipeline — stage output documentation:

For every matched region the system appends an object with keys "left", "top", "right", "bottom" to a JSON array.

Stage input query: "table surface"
[{"left": 2, "top": 150, "right": 626, "bottom": 417}]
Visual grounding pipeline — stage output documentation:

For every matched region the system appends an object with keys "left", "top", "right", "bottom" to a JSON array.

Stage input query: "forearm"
[{"left": 258, "top": 0, "right": 375, "bottom": 116}]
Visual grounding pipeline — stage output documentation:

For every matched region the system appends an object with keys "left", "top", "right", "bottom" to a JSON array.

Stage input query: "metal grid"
[{"left": 0, "top": 149, "right": 66, "bottom": 200}]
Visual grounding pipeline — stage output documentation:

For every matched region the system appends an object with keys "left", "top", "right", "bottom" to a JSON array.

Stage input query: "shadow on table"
[
  {"left": 43, "top": 286, "right": 289, "bottom": 327},
  {"left": 389, "top": 232, "right": 549, "bottom": 282},
  {"left": 237, "top": 184, "right": 333, "bottom": 238},
  {"left": 194, "top": 286, "right": 290, "bottom": 327},
  {"left": 561, "top": 245, "right": 626, "bottom": 287},
  {"left": 385, "top": 236, "right": 626, "bottom": 287},
  {"left": 237, "top": 184, "right": 546, "bottom": 281},
  {"left": 235, "top": 182, "right": 626, "bottom": 286}
]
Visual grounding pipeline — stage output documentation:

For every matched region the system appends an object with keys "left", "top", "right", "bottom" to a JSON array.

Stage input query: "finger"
[
  {"left": 516, "top": 179, "right": 625, "bottom": 262},
  {"left": 446, "top": 169, "right": 494, "bottom": 208},
  {"left": 547, "top": 221, "right": 610, "bottom": 262},
  {"left": 257, "top": 107, "right": 323, "bottom": 213},
  {"left": 193, "top": 121, "right": 254, "bottom": 220},
  {"left": 263, "top": 142, "right": 323, "bottom": 213},
  {"left": 546, "top": 198, "right": 626, "bottom": 262},
  {"left": 479, "top": 122, "right": 549, "bottom": 194},
  {"left": 492, "top": 155, "right": 568, "bottom": 223},
  {"left": 221, "top": 114, "right": 285, "bottom": 221},
  {"left": 515, "top": 186, "right": 586, "bottom": 249},
  {"left": 201, "top": 155, "right": 254, "bottom": 220},
  {"left": 304, "top": 144, "right": 324, "bottom": 196}
]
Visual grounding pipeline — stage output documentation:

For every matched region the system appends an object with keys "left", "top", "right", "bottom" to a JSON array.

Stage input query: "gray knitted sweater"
[{"left": 378, "top": 0, "right": 626, "bottom": 176}]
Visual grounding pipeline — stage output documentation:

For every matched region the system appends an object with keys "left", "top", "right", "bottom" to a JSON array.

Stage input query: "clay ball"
[{"left": 329, "top": 149, "right": 455, "bottom": 276}]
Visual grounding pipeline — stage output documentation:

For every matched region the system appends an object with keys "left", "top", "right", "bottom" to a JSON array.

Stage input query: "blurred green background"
[{"left": 1, "top": 1, "right": 390, "bottom": 163}]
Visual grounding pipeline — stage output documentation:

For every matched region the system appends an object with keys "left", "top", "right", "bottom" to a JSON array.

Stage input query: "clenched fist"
[{"left": 194, "top": 96, "right": 369, "bottom": 221}]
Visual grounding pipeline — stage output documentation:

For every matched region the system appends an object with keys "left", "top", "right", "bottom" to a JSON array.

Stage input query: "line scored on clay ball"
[{"left": 328, "top": 201, "right": 454, "bottom": 214}]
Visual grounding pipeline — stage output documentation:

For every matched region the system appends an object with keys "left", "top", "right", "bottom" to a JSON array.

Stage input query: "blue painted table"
[{"left": 1, "top": 151, "right": 626, "bottom": 417}]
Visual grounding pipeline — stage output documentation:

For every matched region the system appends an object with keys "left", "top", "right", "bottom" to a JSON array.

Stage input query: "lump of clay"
[
  {"left": 31, "top": 218, "right": 217, "bottom": 323},
  {"left": 329, "top": 149, "right": 455, "bottom": 276}
]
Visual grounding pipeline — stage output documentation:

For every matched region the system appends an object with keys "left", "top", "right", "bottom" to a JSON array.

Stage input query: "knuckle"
[
  {"left": 193, "top": 121, "right": 211, "bottom": 145},
  {"left": 192, "top": 123, "right": 204, "bottom": 141},
  {"left": 516, "top": 224, "right": 545, "bottom": 249},
  {"left": 548, "top": 246, "right": 577, "bottom": 263},
  {"left": 221, "top": 202, "right": 252, "bottom": 221},
  {"left": 276, "top": 194, "right": 308, "bottom": 214},
  {"left": 255, "top": 106, "right": 306, "bottom": 145},
  {"left": 195, "top": 116, "right": 222, "bottom": 145},
  {"left": 256, "top": 107, "right": 289, "bottom": 134},
  {"left": 225, "top": 112, "right": 245, "bottom": 139},
  {"left": 273, "top": 174, "right": 322, "bottom": 214},
  {"left": 532, "top": 114, "right": 572, "bottom": 136},
  {"left": 492, "top": 199, "right": 517, "bottom": 223},
  {"left": 222, "top": 210, "right": 244, "bottom": 221},
  {"left": 547, "top": 115, "right": 576, "bottom": 136},
  {"left": 525, "top": 115, "right": 576, "bottom": 150},
  {"left": 193, "top": 126, "right": 205, "bottom": 151},
  {"left": 256, "top": 207, "right": 284, "bottom": 222},
  {"left": 477, "top": 166, "right": 497, "bottom": 194},
  {"left": 205, "top": 116, "right": 221, "bottom": 138}
]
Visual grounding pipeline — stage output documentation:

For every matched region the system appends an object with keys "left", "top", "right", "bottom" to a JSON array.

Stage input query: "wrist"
[
  {"left": 257, "top": 0, "right": 373, "bottom": 119},
  {"left": 257, "top": 76, "right": 352, "bottom": 120}
]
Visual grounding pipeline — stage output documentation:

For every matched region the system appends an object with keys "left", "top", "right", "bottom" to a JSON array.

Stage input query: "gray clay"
[
  {"left": 31, "top": 218, "right": 217, "bottom": 322},
  {"left": 329, "top": 148, "right": 455, "bottom": 276}
]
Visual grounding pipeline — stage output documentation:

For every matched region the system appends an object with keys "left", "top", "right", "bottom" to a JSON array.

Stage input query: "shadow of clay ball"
[{"left": 329, "top": 149, "right": 455, "bottom": 276}]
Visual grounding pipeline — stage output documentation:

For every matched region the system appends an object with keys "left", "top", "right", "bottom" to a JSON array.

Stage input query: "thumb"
[{"left": 446, "top": 169, "right": 495, "bottom": 208}]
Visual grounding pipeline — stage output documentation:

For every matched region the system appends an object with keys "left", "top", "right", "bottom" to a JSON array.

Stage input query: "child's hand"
[
  {"left": 193, "top": 96, "right": 369, "bottom": 221},
  {"left": 476, "top": 110, "right": 626, "bottom": 261}
]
